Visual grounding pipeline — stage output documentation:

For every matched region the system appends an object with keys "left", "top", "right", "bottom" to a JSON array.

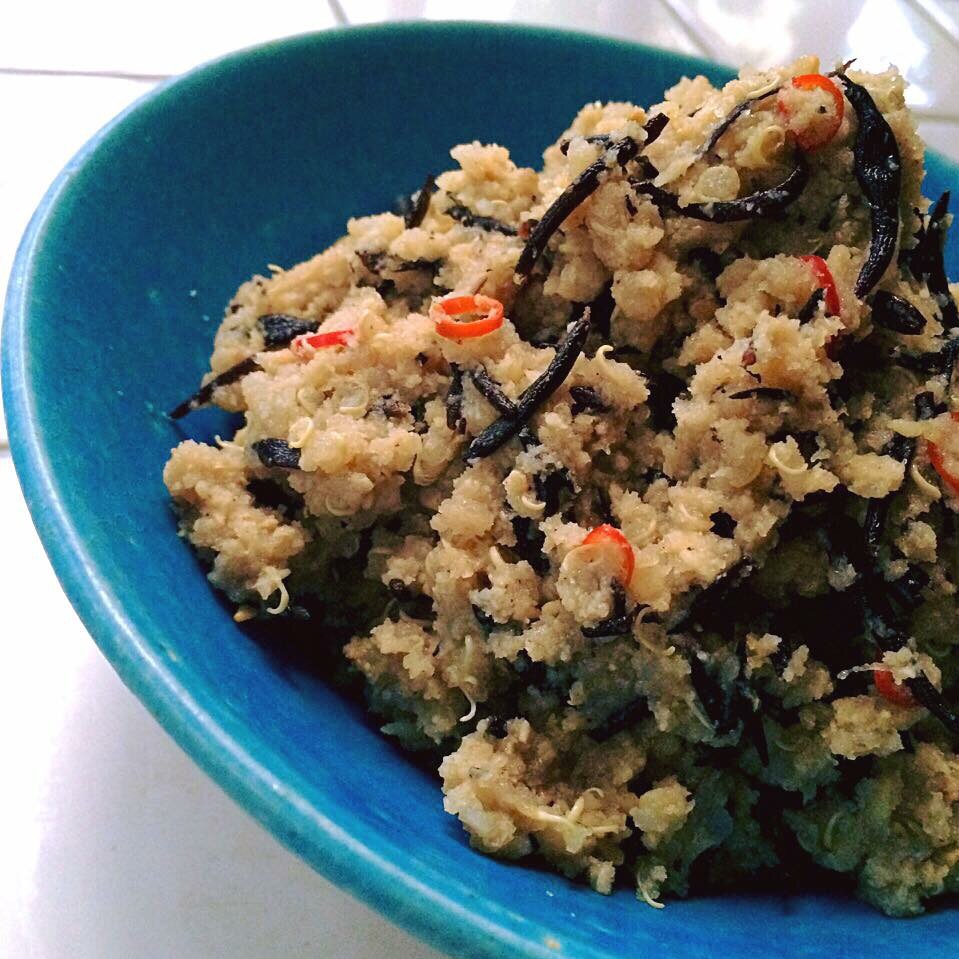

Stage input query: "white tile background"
[{"left": 1, "top": 2, "right": 958, "bottom": 957}]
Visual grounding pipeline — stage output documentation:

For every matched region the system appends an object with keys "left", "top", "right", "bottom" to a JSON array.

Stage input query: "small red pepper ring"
[
  {"left": 873, "top": 668, "right": 916, "bottom": 707},
  {"left": 291, "top": 328, "right": 355, "bottom": 356},
  {"left": 431, "top": 294, "right": 505, "bottom": 340},
  {"left": 581, "top": 524, "right": 636, "bottom": 586},
  {"left": 777, "top": 74, "right": 845, "bottom": 152},
  {"left": 928, "top": 411, "right": 959, "bottom": 496},
  {"left": 799, "top": 254, "right": 841, "bottom": 317}
]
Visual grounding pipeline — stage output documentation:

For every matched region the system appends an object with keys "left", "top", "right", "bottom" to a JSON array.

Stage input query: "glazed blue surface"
[{"left": 4, "top": 23, "right": 959, "bottom": 959}]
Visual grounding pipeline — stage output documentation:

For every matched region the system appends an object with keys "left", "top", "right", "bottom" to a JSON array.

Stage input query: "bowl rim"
[{"left": 8, "top": 21, "right": 956, "bottom": 959}]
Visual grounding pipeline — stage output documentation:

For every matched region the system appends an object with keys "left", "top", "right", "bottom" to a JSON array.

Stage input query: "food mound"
[{"left": 164, "top": 58, "right": 959, "bottom": 915}]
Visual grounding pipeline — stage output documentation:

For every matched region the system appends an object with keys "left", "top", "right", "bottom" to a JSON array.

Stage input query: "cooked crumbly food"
[{"left": 164, "top": 58, "right": 959, "bottom": 916}]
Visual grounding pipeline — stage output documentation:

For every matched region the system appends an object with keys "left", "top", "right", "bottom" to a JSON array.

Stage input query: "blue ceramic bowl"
[{"left": 4, "top": 22, "right": 959, "bottom": 959}]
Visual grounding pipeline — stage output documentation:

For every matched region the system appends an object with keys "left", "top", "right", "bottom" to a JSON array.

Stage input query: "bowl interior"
[{"left": 5, "top": 23, "right": 959, "bottom": 959}]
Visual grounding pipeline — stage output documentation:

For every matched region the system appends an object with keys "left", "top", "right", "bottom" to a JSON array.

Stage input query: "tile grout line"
[
  {"left": 654, "top": 0, "right": 721, "bottom": 60},
  {"left": 0, "top": 65, "right": 169, "bottom": 82},
  {"left": 905, "top": 0, "right": 959, "bottom": 49}
]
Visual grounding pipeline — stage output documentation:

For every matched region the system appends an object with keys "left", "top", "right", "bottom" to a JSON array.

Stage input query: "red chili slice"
[
  {"left": 928, "top": 411, "right": 959, "bottom": 496},
  {"left": 431, "top": 294, "right": 505, "bottom": 340},
  {"left": 291, "top": 328, "right": 354, "bottom": 356},
  {"left": 873, "top": 668, "right": 916, "bottom": 707},
  {"left": 581, "top": 524, "right": 635, "bottom": 586},
  {"left": 777, "top": 74, "right": 845, "bottom": 152},
  {"left": 800, "top": 254, "right": 841, "bottom": 317}
]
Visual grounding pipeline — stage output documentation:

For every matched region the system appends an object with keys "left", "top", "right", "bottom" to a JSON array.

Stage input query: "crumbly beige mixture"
[{"left": 164, "top": 58, "right": 959, "bottom": 916}]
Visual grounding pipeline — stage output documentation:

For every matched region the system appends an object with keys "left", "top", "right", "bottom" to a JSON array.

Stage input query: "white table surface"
[{"left": 2, "top": 2, "right": 958, "bottom": 957}]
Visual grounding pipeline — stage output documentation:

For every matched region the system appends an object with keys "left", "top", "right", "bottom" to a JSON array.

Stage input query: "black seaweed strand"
[
  {"left": 863, "top": 435, "right": 913, "bottom": 557},
  {"left": 905, "top": 192, "right": 949, "bottom": 283},
  {"left": 904, "top": 192, "right": 958, "bottom": 332},
  {"left": 356, "top": 250, "right": 440, "bottom": 275},
  {"left": 558, "top": 131, "right": 658, "bottom": 179},
  {"left": 511, "top": 516, "right": 550, "bottom": 574},
  {"left": 172, "top": 310, "right": 318, "bottom": 417},
  {"left": 556, "top": 113, "right": 666, "bottom": 153},
  {"left": 556, "top": 136, "right": 658, "bottom": 181},
  {"left": 259, "top": 313, "right": 318, "bottom": 348},
  {"left": 514, "top": 137, "right": 639, "bottom": 281},
  {"left": 588, "top": 280, "right": 616, "bottom": 340},
  {"left": 582, "top": 582, "right": 641, "bottom": 639},
  {"left": 466, "top": 311, "right": 592, "bottom": 460},
  {"left": 251, "top": 438, "right": 302, "bottom": 469},
  {"left": 518, "top": 426, "right": 539, "bottom": 451},
  {"left": 906, "top": 675, "right": 959, "bottom": 737},
  {"left": 568, "top": 281, "right": 615, "bottom": 342},
  {"left": 863, "top": 391, "right": 936, "bottom": 556},
  {"left": 470, "top": 367, "right": 518, "bottom": 417},
  {"left": 646, "top": 371, "right": 686, "bottom": 431},
  {"left": 729, "top": 387, "right": 793, "bottom": 401},
  {"left": 895, "top": 337, "right": 959, "bottom": 380},
  {"left": 632, "top": 154, "right": 809, "bottom": 223},
  {"left": 839, "top": 75, "right": 902, "bottom": 297},
  {"left": 446, "top": 364, "right": 466, "bottom": 434},
  {"left": 570, "top": 385, "right": 610, "bottom": 415},
  {"left": 516, "top": 426, "right": 572, "bottom": 515},
  {"left": 688, "top": 655, "right": 733, "bottom": 734},
  {"left": 169, "top": 356, "right": 261, "bottom": 419},
  {"left": 386, "top": 580, "right": 435, "bottom": 623},
  {"left": 559, "top": 134, "right": 612, "bottom": 155},
  {"left": 870, "top": 290, "right": 926, "bottom": 335},
  {"left": 915, "top": 389, "right": 941, "bottom": 421},
  {"left": 699, "top": 87, "right": 780, "bottom": 157},
  {"left": 536, "top": 468, "right": 574, "bottom": 517},
  {"left": 868, "top": 594, "right": 959, "bottom": 739},
  {"left": 846, "top": 422, "right": 959, "bottom": 742},
  {"left": 643, "top": 112, "right": 669, "bottom": 145},
  {"left": 797, "top": 288, "right": 825, "bottom": 323},
  {"left": 472, "top": 604, "right": 498, "bottom": 633},
  {"left": 710, "top": 511, "right": 737, "bottom": 538},
  {"left": 404, "top": 173, "right": 436, "bottom": 229},
  {"left": 447, "top": 202, "right": 518, "bottom": 236},
  {"left": 581, "top": 606, "right": 641, "bottom": 639},
  {"left": 669, "top": 560, "right": 756, "bottom": 634}
]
